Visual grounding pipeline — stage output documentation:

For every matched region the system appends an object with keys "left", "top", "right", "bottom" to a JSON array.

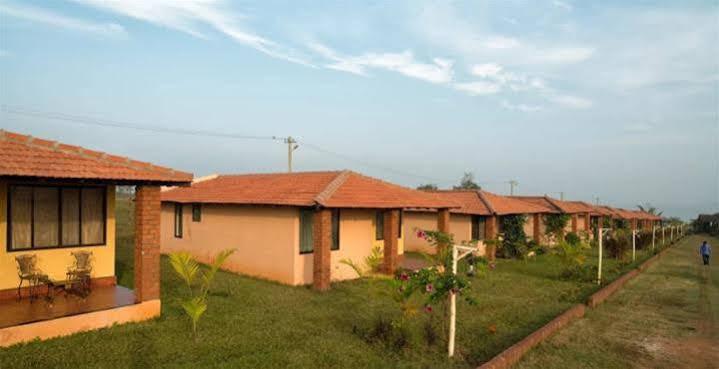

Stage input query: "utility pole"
[
  {"left": 285, "top": 136, "right": 298, "bottom": 172},
  {"left": 594, "top": 196, "right": 600, "bottom": 205},
  {"left": 559, "top": 191, "right": 565, "bottom": 201},
  {"left": 508, "top": 180, "right": 518, "bottom": 196}
]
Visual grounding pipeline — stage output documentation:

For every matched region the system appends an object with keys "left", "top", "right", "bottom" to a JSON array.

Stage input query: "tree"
[
  {"left": 453, "top": 172, "right": 481, "bottom": 190},
  {"left": 637, "top": 203, "right": 663, "bottom": 216},
  {"left": 417, "top": 183, "right": 439, "bottom": 191}
]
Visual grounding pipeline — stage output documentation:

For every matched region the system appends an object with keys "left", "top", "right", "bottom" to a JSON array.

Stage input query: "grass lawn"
[
  {"left": 0, "top": 199, "right": 668, "bottom": 369},
  {"left": 515, "top": 234, "right": 719, "bottom": 369}
]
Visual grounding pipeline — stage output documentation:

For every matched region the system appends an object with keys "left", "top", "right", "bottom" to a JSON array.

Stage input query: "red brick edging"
[
  {"left": 477, "top": 304, "right": 586, "bottom": 369},
  {"left": 475, "top": 239, "right": 682, "bottom": 369}
]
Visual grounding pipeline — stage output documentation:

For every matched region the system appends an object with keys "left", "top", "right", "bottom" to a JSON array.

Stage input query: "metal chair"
[
  {"left": 15, "top": 254, "right": 45, "bottom": 300},
  {"left": 67, "top": 251, "right": 93, "bottom": 297}
]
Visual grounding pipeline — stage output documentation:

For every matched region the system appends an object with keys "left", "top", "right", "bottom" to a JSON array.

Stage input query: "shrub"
[
  {"left": 499, "top": 215, "right": 528, "bottom": 258},
  {"left": 604, "top": 229, "right": 631, "bottom": 260},
  {"left": 564, "top": 232, "right": 581, "bottom": 247},
  {"left": 545, "top": 214, "right": 570, "bottom": 243}
]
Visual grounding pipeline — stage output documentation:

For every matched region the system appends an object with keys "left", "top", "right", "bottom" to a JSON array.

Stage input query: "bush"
[
  {"left": 564, "top": 232, "right": 581, "bottom": 247},
  {"left": 545, "top": 214, "right": 570, "bottom": 244},
  {"left": 604, "top": 229, "right": 631, "bottom": 260},
  {"left": 499, "top": 215, "right": 528, "bottom": 258}
]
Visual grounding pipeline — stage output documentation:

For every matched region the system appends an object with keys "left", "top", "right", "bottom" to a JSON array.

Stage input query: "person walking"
[{"left": 699, "top": 241, "right": 711, "bottom": 265}]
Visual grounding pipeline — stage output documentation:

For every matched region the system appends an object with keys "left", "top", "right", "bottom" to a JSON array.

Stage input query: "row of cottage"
[
  {"left": 159, "top": 172, "right": 661, "bottom": 290},
  {"left": 0, "top": 129, "right": 660, "bottom": 346}
]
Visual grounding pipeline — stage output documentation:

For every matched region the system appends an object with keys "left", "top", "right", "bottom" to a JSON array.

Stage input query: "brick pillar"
[
  {"left": 437, "top": 208, "right": 451, "bottom": 250},
  {"left": 382, "top": 210, "right": 400, "bottom": 274},
  {"left": 485, "top": 215, "right": 498, "bottom": 261},
  {"left": 584, "top": 213, "right": 591, "bottom": 232},
  {"left": 631, "top": 219, "right": 637, "bottom": 231},
  {"left": 313, "top": 209, "right": 332, "bottom": 291},
  {"left": 533, "top": 213, "right": 541, "bottom": 244},
  {"left": 134, "top": 186, "right": 161, "bottom": 303},
  {"left": 571, "top": 214, "right": 578, "bottom": 233}
]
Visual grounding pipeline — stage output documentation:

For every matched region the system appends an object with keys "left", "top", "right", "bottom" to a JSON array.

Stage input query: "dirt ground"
[{"left": 514, "top": 234, "right": 719, "bottom": 369}]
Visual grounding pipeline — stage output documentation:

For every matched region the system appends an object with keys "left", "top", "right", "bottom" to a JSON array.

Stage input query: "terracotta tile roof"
[
  {"left": 590, "top": 205, "right": 616, "bottom": 217},
  {"left": 478, "top": 191, "right": 553, "bottom": 215},
  {"left": 161, "top": 170, "right": 458, "bottom": 209},
  {"left": 511, "top": 196, "right": 594, "bottom": 214},
  {"left": 510, "top": 196, "right": 562, "bottom": 213},
  {"left": 0, "top": 130, "right": 192, "bottom": 184},
  {"left": 407, "top": 190, "right": 492, "bottom": 215}
]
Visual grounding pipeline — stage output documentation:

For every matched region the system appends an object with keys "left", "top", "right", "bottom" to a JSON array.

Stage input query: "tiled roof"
[
  {"left": 510, "top": 196, "right": 562, "bottom": 213},
  {"left": 511, "top": 196, "right": 594, "bottom": 214},
  {"left": 478, "top": 191, "right": 553, "bottom": 215},
  {"left": 0, "top": 130, "right": 192, "bottom": 184},
  {"left": 408, "top": 190, "right": 492, "bottom": 215},
  {"left": 591, "top": 205, "right": 616, "bottom": 217},
  {"left": 161, "top": 170, "right": 458, "bottom": 209}
]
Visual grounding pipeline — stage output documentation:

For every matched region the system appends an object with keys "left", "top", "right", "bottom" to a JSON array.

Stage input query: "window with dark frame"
[
  {"left": 192, "top": 203, "right": 201, "bottom": 222},
  {"left": 375, "top": 211, "right": 384, "bottom": 240},
  {"left": 299, "top": 209, "right": 314, "bottom": 254},
  {"left": 331, "top": 209, "right": 340, "bottom": 250},
  {"left": 174, "top": 203, "right": 183, "bottom": 238},
  {"left": 471, "top": 215, "right": 486, "bottom": 241},
  {"left": 7, "top": 185, "right": 106, "bottom": 251}
]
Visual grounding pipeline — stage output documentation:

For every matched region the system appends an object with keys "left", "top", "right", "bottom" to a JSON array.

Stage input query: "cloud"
[
  {"left": 549, "top": 95, "right": 593, "bottom": 109},
  {"left": 552, "top": 1, "right": 573, "bottom": 11},
  {"left": 454, "top": 81, "right": 501, "bottom": 96},
  {"left": 308, "top": 42, "right": 454, "bottom": 84},
  {"left": 531, "top": 47, "right": 594, "bottom": 64},
  {"left": 0, "top": 2, "right": 126, "bottom": 37},
  {"left": 502, "top": 101, "right": 543, "bottom": 112},
  {"left": 74, "top": 0, "right": 313, "bottom": 66}
]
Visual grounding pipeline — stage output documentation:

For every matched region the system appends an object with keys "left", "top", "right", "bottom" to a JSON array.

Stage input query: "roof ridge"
[
  {"left": 314, "top": 170, "right": 351, "bottom": 206},
  {"left": 4, "top": 130, "right": 186, "bottom": 177},
  {"left": 476, "top": 190, "right": 497, "bottom": 215},
  {"left": 543, "top": 196, "right": 565, "bottom": 212}
]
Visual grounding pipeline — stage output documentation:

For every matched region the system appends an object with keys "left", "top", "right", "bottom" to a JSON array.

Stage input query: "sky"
[{"left": 0, "top": 0, "right": 717, "bottom": 220}]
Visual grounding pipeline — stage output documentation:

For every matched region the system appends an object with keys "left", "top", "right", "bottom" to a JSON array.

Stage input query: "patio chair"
[
  {"left": 15, "top": 254, "right": 45, "bottom": 300},
  {"left": 67, "top": 251, "right": 93, "bottom": 296}
]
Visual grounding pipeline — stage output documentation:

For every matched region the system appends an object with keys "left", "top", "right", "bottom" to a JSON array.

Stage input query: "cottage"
[
  {"left": 511, "top": 196, "right": 593, "bottom": 237},
  {"left": 0, "top": 130, "right": 192, "bottom": 346},
  {"left": 159, "top": 171, "right": 455, "bottom": 290},
  {"left": 404, "top": 190, "right": 553, "bottom": 255}
]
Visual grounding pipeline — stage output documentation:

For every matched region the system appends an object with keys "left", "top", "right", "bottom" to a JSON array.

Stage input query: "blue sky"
[{"left": 0, "top": 0, "right": 717, "bottom": 220}]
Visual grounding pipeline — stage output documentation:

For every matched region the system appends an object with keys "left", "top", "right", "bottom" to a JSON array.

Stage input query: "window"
[
  {"left": 7, "top": 185, "right": 106, "bottom": 251},
  {"left": 331, "top": 209, "right": 340, "bottom": 251},
  {"left": 192, "top": 203, "right": 201, "bottom": 222},
  {"left": 375, "top": 211, "right": 384, "bottom": 240},
  {"left": 174, "top": 203, "right": 183, "bottom": 238},
  {"left": 471, "top": 216, "right": 486, "bottom": 241},
  {"left": 398, "top": 211, "right": 403, "bottom": 238},
  {"left": 299, "top": 209, "right": 314, "bottom": 254}
]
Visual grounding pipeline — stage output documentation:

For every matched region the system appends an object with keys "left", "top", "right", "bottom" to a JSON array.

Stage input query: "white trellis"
[
  {"left": 632, "top": 229, "right": 637, "bottom": 262},
  {"left": 448, "top": 244, "right": 479, "bottom": 358},
  {"left": 652, "top": 225, "right": 656, "bottom": 252},
  {"left": 597, "top": 227, "right": 610, "bottom": 285}
]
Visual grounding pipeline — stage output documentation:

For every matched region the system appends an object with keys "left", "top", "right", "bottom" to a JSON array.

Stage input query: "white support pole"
[
  {"left": 448, "top": 245, "right": 458, "bottom": 358},
  {"left": 662, "top": 227, "right": 665, "bottom": 245},
  {"left": 671, "top": 226, "right": 674, "bottom": 241},
  {"left": 597, "top": 227, "right": 603, "bottom": 285},
  {"left": 632, "top": 229, "right": 637, "bottom": 262},
  {"left": 652, "top": 226, "right": 656, "bottom": 252}
]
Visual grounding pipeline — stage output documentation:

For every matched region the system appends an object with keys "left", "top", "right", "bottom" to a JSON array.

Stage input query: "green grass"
[
  {"left": 0, "top": 199, "right": 668, "bottom": 369},
  {"left": 515, "top": 234, "right": 718, "bottom": 369}
]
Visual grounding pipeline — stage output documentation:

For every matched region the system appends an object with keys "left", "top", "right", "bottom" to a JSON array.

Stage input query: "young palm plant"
[{"left": 169, "top": 249, "right": 236, "bottom": 336}]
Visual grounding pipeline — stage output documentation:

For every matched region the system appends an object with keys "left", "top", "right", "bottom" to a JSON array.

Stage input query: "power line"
[{"left": 1, "top": 105, "right": 283, "bottom": 141}]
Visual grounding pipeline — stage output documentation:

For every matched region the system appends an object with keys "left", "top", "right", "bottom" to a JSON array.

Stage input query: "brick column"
[
  {"left": 134, "top": 186, "right": 161, "bottom": 303},
  {"left": 533, "top": 213, "right": 541, "bottom": 244},
  {"left": 485, "top": 215, "right": 498, "bottom": 261},
  {"left": 313, "top": 209, "right": 332, "bottom": 291},
  {"left": 437, "top": 208, "right": 451, "bottom": 250},
  {"left": 383, "top": 209, "right": 400, "bottom": 274},
  {"left": 631, "top": 219, "right": 637, "bottom": 231},
  {"left": 584, "top": 213, "right": 591, "bottom": 232},
  {"left": 571, "top": 214, "right": 578, "bottom": 233}
]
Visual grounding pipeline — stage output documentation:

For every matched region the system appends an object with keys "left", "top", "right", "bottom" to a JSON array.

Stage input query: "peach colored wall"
[
  {"left": 403, "top": 212, "right": 476, "bottom": 254},
  {"left": 0, "top": 299, "right": 160, "bottom": 347},
  {"left": 161, "top": 203, "right": 298, "bottom": 285},
  {"left": 522, "top": 215, "right": 534, "bottom": 240},
  {"left": 0, "top": 181, "right": 116, "bottom": 292},
  {"left": 296, "top": 209, "right": 381, "bottom": 284}
]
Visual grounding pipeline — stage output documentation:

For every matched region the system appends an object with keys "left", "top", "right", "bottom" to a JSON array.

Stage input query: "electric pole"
[
  {"left": 508, "top": 180, "right": 518, "bottom": 196},
  {"left": 285, "top": 136, "right": 298, "bottom": 172},
  {"left": 594, "top": 196, "right": 600, "bottom": 205},
  {"left": 559, "top": 191, "right": 565, "bottom": 201}
]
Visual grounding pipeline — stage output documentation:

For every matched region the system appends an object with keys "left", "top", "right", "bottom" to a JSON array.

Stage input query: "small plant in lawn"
[
  {"left": 554, "top": 239, "right": 590, "bottom": 280},
  {"left": 169, "top": 248, "right": 236, "bottom": 336},
  {"left": 340, "top": 245, "right": 383, "bottom": 277},
  {"left": 604, "top": 229, "right": 631, "bottom": 260},
  {"left": 564, "top": 232, "right": 581, "bottom": 247}
]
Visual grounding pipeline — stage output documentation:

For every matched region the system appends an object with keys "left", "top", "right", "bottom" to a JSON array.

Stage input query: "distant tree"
[
  {"left": 417, "top": 183, "right": 439, "bottom": 191},
  {"left": 453, "top": 172, "right": 481, "bottom": 190},
  {"left": 637, "top": 203, "right": 663, "bottom": 216}
]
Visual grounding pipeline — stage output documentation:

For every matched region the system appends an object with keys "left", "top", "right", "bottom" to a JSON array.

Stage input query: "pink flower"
[
  {"left": 399, "top": 272, "right": 409, "bottom": 281},
  {"left": 425, "top": 284, "right": 434, "bottom": 293},
  {"left": 424, "top": 305, "right": 433, "bottom": 313},
  {"left": 416, "top": 230, "right": 426, "bottom": 239}
]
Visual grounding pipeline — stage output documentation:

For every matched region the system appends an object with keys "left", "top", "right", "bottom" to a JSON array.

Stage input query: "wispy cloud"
[
  {"left": 531, "top": 47, "right": 594, "bottom": 64},
  {"left": 502, "top": 101, "right": 543, "bottom": 112},
  {"left": 0, "top": 2, "right": 126, "bottom": 37},
  {"left": 552, "top": 0, "right": 573, "bottom": 11},
  {"left": 549, "top": 95, "right": 593, "bottom": 109},
  {"left": 74, "top": 0, "right": 313, "bottom": 66},
  {"left": 454, "top": 81, "right": 501, "bottom": 96},
  {"left": 308, "top": 42, "right": 454, "bottom": 84}
]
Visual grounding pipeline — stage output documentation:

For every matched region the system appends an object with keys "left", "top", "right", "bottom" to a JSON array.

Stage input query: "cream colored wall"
[
  {"left": 0, "top": 181, "right": 116, "bottom": 292},
  {"left": 296, "top": 209, "right": 381, "bottom": 285},
  {"left": 522, "top": 215, "right": 534, "bottom": 240},
  {"left": 160, "top": 204, "right": 298, "bottom": 285},
  {"left": 403, "top": 212, "right": 474, "bottom": 254}
]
